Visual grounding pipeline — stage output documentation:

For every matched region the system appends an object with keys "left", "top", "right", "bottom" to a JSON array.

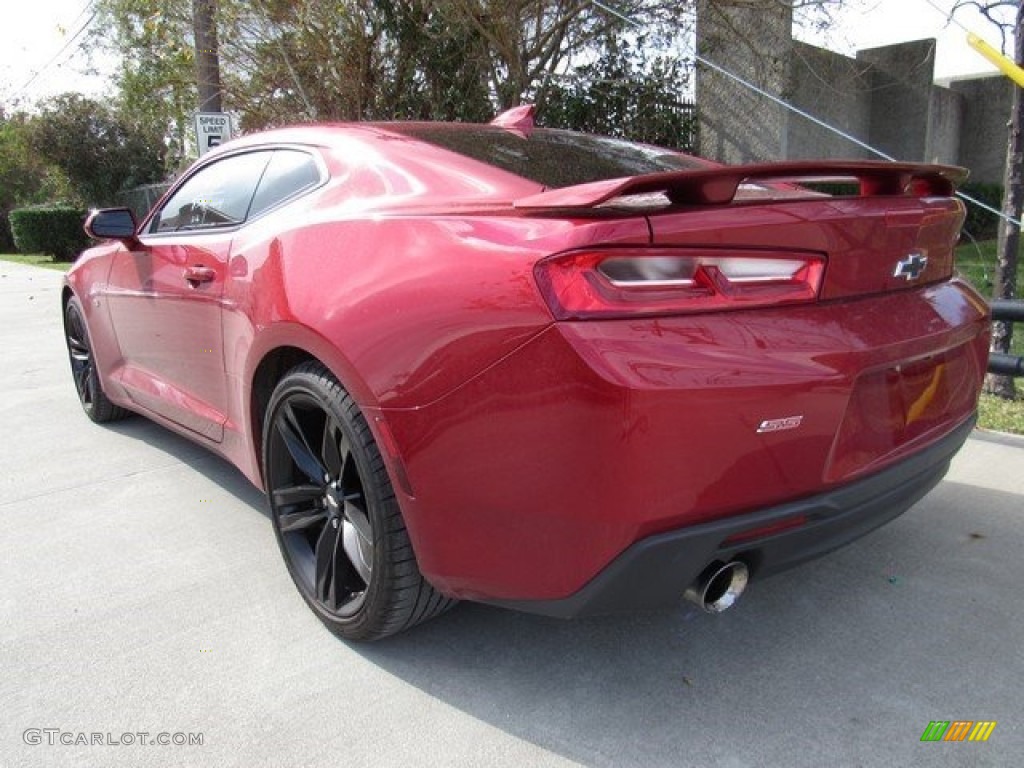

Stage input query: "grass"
[
  {"left": 956, "top": 239, "right": 1024, "bottom": 358},
  {"left": 3, "top": 243, "right": 1022, "bottom": 434},
  {"left": 0, "top": 252, "right": 72, "bottom": 272},
  {"left": 978, "top": 382, "right": 1024, "bottom": 435},
  {"left": 956, "top": 239, "right": 1023, "bottom": 434},
  {"left": 956, "top": 236, "right": 1020, "bottom": 285}
]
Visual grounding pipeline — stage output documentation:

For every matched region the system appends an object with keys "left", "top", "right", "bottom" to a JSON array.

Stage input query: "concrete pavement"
[{"left": 2, "top": 259, "right": 1022, "bottom": 767}]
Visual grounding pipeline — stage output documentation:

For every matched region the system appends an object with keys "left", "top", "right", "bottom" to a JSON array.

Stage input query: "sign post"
[{"left": 194, "top": 112, "right": 233, "bottom": 156}]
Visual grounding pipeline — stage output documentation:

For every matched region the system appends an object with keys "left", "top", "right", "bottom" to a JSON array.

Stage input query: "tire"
[
  {"left": 64, "top": 296, "right": 130, "bottom": 423},
  {"left": 263, "top": 362, "right": 455, "bottom": 641}
]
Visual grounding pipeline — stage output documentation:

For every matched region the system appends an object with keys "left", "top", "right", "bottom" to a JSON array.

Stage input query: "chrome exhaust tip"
[{"left": 684, "top": 561, "right": 749, "bottom": 613}]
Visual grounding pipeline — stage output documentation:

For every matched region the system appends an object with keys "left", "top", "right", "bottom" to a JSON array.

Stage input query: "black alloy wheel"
[
  {"left": 63, "top": 297, "right": 129, "bottom": 423},
  {"left": 263, "top": 362, "right": 454, "bottom": 641}
]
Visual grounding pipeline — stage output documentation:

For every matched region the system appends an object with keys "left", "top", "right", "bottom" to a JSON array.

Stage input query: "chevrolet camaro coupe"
[{"left": 63, "top": 107, "right": 990, "bottom": 640}]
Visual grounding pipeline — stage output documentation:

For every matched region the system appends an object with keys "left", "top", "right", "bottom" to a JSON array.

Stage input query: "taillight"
[{"left": 534, "top": 248, "right": 826, "bottom": 320}]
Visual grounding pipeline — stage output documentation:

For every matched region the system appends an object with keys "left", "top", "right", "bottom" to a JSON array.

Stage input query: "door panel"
[
  {"left": 106, "top": 233, "right": 231, "bottom": 441},
  {"left": 101, "top": 148, "right": 325, "bottom": 442},
  {"left": 103, "top": 150, "right": 275, "bottom": 441}
]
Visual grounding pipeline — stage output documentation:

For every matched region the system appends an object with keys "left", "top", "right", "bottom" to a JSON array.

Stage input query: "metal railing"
[{"left": 989, "top": 300, "right": 1024, "bottom": 378}]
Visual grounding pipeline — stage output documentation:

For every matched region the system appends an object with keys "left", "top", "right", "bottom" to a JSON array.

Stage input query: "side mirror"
[{"left": 84, "top": 208, "right": 141, "bottom": 247}]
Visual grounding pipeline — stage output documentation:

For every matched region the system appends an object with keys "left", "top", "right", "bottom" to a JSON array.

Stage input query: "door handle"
[{"left": 183, "top": 265, "right": 216, "bottom": 285}]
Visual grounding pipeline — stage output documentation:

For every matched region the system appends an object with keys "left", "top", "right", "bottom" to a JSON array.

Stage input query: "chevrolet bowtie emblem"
[{"left": 894, "top": 252, "right": 928, "bottom": 281}]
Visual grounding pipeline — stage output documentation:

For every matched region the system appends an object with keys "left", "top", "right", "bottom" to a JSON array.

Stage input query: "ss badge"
[{"left": 757, "top": 416, "right": 804, "bottom": 434}]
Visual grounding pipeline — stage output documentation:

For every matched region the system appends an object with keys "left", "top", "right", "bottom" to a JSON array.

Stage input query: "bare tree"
[
  {"left": 193, "top": 0, "right": 223, "bottom": 112},
  {"left": 954, "top": 0, "right": 1021, "bottom": 399}
]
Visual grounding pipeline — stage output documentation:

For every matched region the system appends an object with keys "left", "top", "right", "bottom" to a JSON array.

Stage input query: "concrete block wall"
[
  {"left": 787, "top": 41, "right": 873, "bottom": 159},
  {"left": 857, "top": 40, "right": 936, "bottom": 162},
  {"left": 949, "top": 75, "right": 1013, "bottom": 184},
  {"left": 926, "top": 85, "right": 964, "bottom": 166},
  {"left": 696, "top": 6, "right": 1009, "bottom": 184},
  {"left": 695, "top": 0, "right": 793, "bottom": 163}
]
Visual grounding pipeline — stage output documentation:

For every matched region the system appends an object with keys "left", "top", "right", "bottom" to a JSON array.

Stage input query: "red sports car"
[{"left": 64, "top": 107, "right": 990, "bottom": 640}]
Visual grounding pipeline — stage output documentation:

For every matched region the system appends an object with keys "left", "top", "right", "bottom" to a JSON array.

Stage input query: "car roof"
[
  {"left": 199, "top": 122, "right": 544, "bottom": 210},
  {"left": 201, "top": 121, "right": 712, "bottom": 205},
  {"left": 210, "top": 122, "right": 480, "bottom": 152}
]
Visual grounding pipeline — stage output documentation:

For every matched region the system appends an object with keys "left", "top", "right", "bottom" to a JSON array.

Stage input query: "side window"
[
  {"left": 150, "top": 152, "right": 272, "bottom": 233},
  {"left": 248, "top": 150, "right": 322, "bottom": 219}
]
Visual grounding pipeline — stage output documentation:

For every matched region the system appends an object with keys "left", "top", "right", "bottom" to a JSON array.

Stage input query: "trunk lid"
[
  {"left": 515, "top": 160, "right": 967, "bottom": 302},
  {"left": 647, "top": 195, "right": 964, "bottom": 300}
]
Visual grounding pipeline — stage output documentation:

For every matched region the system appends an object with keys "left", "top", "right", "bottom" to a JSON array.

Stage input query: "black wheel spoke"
[
  {"left": 64, "top": 301, "right": 129, "bottom": 424},
  {"left": 343, "top": 496, "right": 373, "bottom": 546},
  {"left": 279, "top": 507, "right": 329, "bottom": 533},
  {"left": 265, "top": 363, "right": 455, "bottom": 639},
  {"left": 66, "top": 316, "right": 85, "bottom": 346},
  {"left": 277, "top": 401, "right": 326, "bottom": 483},
  {"left": 321, "top": 418, "right": 346, "bottom": 479},
  {"left": 313, "top": 521, "right": 338, "bottom": 606},
  {"left": 65, "top": 309, "right": 95, "bottom": 406},
  {"left": 341, "top": 520, "right": 371, "bottom": 584},
  {"left": 73, "top": 365, "right": 90, "bottom": 396},
  {"left": 272, "top": 483, "right": 323, "bottom": 507},
  {"left": 341, "top": 495, "right": 373, "bottom": 584},
  {"left": 314, "top": 520, "right": 349, "bottom": 609}
]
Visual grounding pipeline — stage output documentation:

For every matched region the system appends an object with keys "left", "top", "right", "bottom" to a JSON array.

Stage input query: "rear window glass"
[
  {"left": 248, "top": 150, "right": 322, "bottom": 219},
  {"left": 386, "top": 126, "right": 709, "bottom": 189}
]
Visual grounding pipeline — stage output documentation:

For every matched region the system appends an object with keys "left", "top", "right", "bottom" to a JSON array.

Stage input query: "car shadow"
[
  {"left": 103, "top": 416, "right": 269, "bottom": 517},
  {"left": 95, "top": 418, "right": 1024, "bottom": 766},
  {"left": 348, "top": 479, "right": 1023, "bottom": 767}
]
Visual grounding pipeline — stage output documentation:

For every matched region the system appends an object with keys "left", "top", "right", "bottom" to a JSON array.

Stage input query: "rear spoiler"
[{"left": 514, "top": 161, "right": 968, "bottom": 210}]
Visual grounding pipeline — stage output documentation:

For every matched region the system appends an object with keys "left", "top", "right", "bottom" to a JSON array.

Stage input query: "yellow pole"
[{"left": 968, "top": 32, "right": 1024, "bottom": 88}]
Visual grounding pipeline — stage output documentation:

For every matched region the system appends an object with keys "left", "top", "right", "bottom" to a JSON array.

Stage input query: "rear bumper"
[
  {"left": 381, "top": 282, "right": 988, "bottom": 603},
  {"left": 488, "top": 414, "right": 974, "bottom": 618}
]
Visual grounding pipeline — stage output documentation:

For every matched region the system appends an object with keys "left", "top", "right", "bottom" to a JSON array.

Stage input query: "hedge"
[
  {"left": 9, "top": 205, "right": 90, "bottom": 261},
  {"left": 0, "top": 210, "right": 15, "bottom": 252},
  {"left": 959, "top": 182, "right": 1003, "bottom": 242}
]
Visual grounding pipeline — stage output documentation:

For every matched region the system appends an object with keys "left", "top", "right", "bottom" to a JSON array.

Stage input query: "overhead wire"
[
  {"left": 922, "top": 0, "right": 1024, "bottom": 85},
  {"left": 921, "top": 0, "right": 974, "bottom": 33},
  {"left": 588, "top": 0, "right": 1020, "bottom": 227},
  {"left": 6, "top": 1, "right": 98, "bottom": 101}
]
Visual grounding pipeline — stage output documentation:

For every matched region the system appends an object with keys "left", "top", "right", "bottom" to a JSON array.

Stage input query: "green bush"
[
  {"left": 959, "top": 182, "right": 1003, "bottom": 241},
  {"left": 9, "top": 205, "right": 89, "bottom": 261},
  {"left": 1, "top": 210, "right": 15, "bottom": 252}
]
